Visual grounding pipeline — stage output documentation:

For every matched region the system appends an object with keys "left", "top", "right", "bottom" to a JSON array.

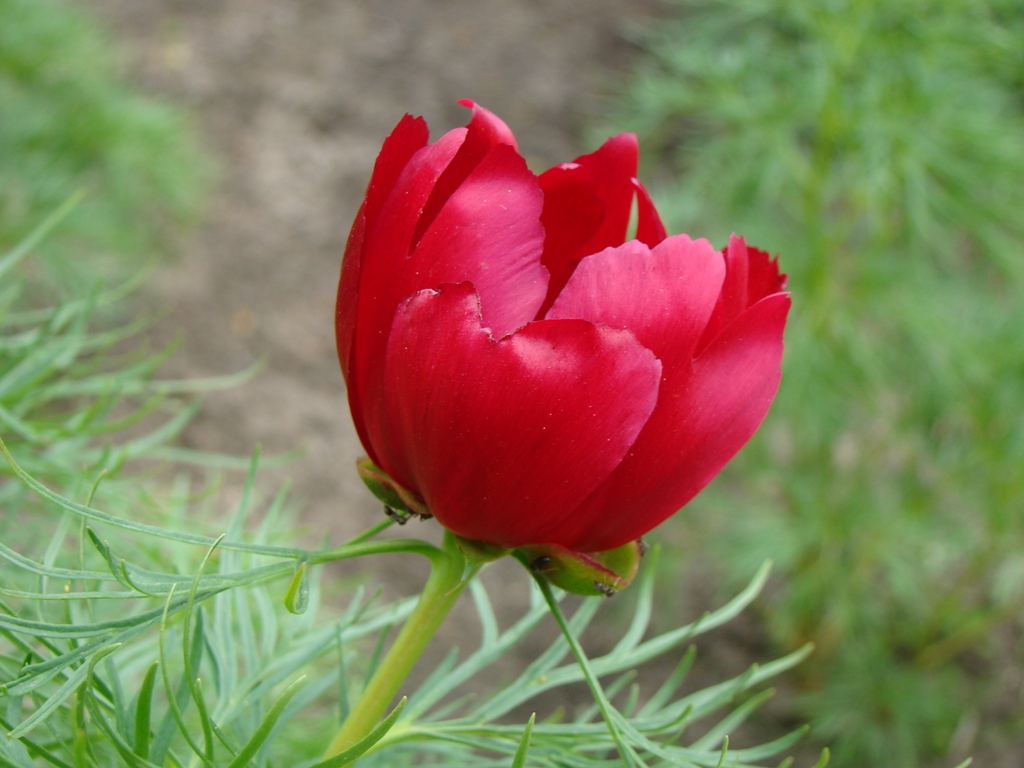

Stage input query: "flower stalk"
[{"left": 321, "top": 530, "right": 478, "bottom": 762}]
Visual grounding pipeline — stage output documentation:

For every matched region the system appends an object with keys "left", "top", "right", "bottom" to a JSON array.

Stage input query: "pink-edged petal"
[
  {"left": 547, "top": 293, "right": 791, "bottom": 552},
  {"left": 546, "top": 235, "right": 725, "bottom": 369},
  {"left": 414, "top": 101, "right": 519, "bottom": 246},
  {"left": 377, "top": 282, "right": 662, "bottom": 549},
  {"left": 633, "top": 178, "right": 667, "bottom": 247},
  {"left": 405, "top": 143, "right": 548, "bottom": 338},
  {"left": 699, "top": 234, "right": 787, "bottom": 353}
]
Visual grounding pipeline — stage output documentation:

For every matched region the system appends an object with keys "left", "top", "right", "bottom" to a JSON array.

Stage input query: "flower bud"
[{"left": 336, "top": 101, "right": 789, "bottom": 575}]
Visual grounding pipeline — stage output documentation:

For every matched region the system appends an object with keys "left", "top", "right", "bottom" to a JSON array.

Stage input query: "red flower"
[{"left": 336, "top": 101, "right": 789, "bottom": 554}]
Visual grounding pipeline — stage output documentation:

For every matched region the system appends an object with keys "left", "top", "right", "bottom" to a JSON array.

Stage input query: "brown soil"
[{"left": 86, "top": 0, "right": 823, "bottom": 763}]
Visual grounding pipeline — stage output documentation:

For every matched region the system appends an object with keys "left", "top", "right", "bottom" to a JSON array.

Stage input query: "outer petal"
[
  {"left": 336, "top": 114, "right": 429, "bottom": 384},
  {"left": 572, "top": 133, "right": 639, "bottom": 256},
  {"left": 359, "top": 128, "right": 467, "bottom": 278},
  {"left": 377, "top": 282, "right": 662, "bottom": 548},
  {"left": 340, "top": 126, "right": 467, "bottom": 467},
  {"left": 337, "top": 114, "right": 430, "bottom": 456},
  {"left": 336, "top": 204, "right": 366, "bottom": 388},
  {"left": 547, "top": 292, "right": 791, "bottom": 552},
  {"left": 546, "top": 235, "right": 725, "bottom": 369}
]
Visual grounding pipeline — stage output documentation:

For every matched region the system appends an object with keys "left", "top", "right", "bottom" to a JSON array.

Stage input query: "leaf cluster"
[
  {"left": 0, "top": 207, "right": 253, "bottom": 561},
  {"left": 1, "top": 447, "right": 822, "bottom": 767}
]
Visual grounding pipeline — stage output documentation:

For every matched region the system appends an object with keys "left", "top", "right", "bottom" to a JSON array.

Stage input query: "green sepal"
[
  {"left": 517, "top": 540, "right": 644, "bottom": 597},
  {"left": 355, "top": 457, "right": 431, "bottom": 519},
  {"left": 453, "top": 535, "right": 512, "bottom": 567}
]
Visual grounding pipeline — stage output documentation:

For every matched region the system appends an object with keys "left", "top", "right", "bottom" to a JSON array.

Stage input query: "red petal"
[
  {"left": 536, "top": 162, "right": 605, "bottom": 313},
  {"left": 546, "top": 235, "right": 724, "bottom": 370},
  {"left": 336, "top": 201, "right": 366, "bottom": 388},
  {"left": 337, "top": 114, "right": 429, "bottom": 383},
  {"left": 364, "top": 115, "right": 432, "bottom": 235},
  {"left": 357, "top": 136, "right": 544, "bottom": 354},
  {"left": 337, "top": 114, "right": 430, "bottom": 457},
  {"left": 350, "top": 108, "right": 551, "bottom": 475},
  {"left": 376, "top": 282, "right": 662, "bottom": 548},
  {"left": 538, "top": 134, "right": 640, "bottom": 309},
  {"left": 349, "top": 125, "right": 468, "bottom": 429},
  {"left": 360, "top": 127, "right": 466, "bottom": 269},
  {"left": 413, "top": 101, "right": 519, "bottom": 246},
  {"left": 406, "top": 143, "right": 548, "bottom": 338},
  {"left": 337, "top": 206, "right": 377, "bottom": 459},
  {"left": 456, "top": 99, "right": 518, "bottom": 150},
  {"left": 698, "top": 234, "right": 787, "bottom": 353},
  {"left": 547, "top": 293, "right": 791, "bottom": 552},
  {"left": 633, "top": 178, "right": 667, "bottom": 247},
  {"left": 573, "top": 134, "right": 639, "bottom": 253}
]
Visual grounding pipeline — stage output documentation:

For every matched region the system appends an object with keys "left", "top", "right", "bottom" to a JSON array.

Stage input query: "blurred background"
[{"left": 3, "top": 0, "right": 1022, "bottom": 764}]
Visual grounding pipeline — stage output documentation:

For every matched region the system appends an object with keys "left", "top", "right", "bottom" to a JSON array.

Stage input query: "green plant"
[{"left": 605, "top": 0, "right": 1024, "bottom": 764}]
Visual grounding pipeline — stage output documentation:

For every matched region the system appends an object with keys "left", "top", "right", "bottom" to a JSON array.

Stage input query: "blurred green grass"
[
  {"left": 604, "top": 0, "right": 1024, "bottom": 764},
  {"left": 0, "top": 0, "right": 208, "bottom": 283}
]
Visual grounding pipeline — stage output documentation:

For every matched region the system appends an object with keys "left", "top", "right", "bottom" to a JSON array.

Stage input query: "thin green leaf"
[
  {"left": 183, "top": 537, "right": 226, "bottom": 762},
  {"left": 509, "top": 713, "right": 535, "bottom": 768},
  {"left": 133, "top": 662, "right": 159, "bottom": 760},
  {"left": 307, "top": 697, "right": 407, "bottom": 768},
  {"left": 225, "top": 676, "right": 307, "bottom": 768},
  {"left": 157, "top": 585, "right": 214, "bottom": 766},
  {"left": 7, "top": 644, "right": 118, "bottom": 739},
  {"left": 0, "top": 713, "right": 76, "bottom": 768}
]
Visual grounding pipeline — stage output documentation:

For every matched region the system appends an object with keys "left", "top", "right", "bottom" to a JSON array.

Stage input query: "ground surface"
[{"left": 86, "top": 0, "right": 810, "bottom": 760}]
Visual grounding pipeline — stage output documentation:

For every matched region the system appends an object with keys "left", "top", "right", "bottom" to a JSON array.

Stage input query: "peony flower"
[{"left": 336, "top": 101, "right": 789, "bottom": 563}]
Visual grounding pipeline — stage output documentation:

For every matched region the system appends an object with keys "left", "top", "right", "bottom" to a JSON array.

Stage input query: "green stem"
[
  {"left": 321, "top": 531, "right": 475, "bottom": 762},
  {"left": 529, "top": 572, "right": 643, "bottom": 766}
]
